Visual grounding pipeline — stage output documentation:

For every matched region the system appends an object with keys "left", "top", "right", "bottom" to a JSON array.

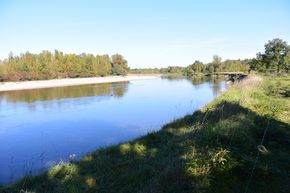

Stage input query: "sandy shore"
[{"left": 0, "top": 74, "right": 161, "bottom": 92}]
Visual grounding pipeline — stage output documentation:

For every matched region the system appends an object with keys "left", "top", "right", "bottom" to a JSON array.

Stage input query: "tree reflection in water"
[{"left": 0, "top": 81, "right": 129, "bottom": 110}]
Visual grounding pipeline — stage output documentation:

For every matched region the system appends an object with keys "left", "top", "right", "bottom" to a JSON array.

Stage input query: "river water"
[{"left": 0, "top": 76, "right": 226, "bottom": 184}]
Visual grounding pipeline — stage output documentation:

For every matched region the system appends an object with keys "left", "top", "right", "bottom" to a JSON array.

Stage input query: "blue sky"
[{"left": 0, "top": 0, "right": 290, "bottom": 68}]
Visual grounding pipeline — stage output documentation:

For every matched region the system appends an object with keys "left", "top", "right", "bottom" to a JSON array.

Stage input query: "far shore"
[{"left": 0, "top": 74, "right": 161, "bottom": 92}]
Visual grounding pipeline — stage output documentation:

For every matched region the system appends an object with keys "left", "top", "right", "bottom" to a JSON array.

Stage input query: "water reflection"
[
  {"left": 187, "top": 76, "right": 226, "bottom": 96},
  {"left": 0, "top": 82, "right": 129, "bottom": 109},
  {"left": 0, "top": 77, "right": 226, "bottom": 184}
]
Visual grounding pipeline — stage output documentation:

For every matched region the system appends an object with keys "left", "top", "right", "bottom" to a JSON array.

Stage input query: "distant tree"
[
  {"left": 111, "top": 54, "right": 129, "bottom": 75},
  {"left": 223, "top": 59, "right": 249, "bottom": 72},
  {"left": 212, "top": 55, "right": 222, "bottom": 72},
  {"left": 184, "top": 67, "right": 195, "bottom": 76},
  {"left": 129, "top": 68, "right": 161, "bottom": 74},
  {"left": 112, "top": 63, "right": 126, "bottom": 75},
  {"left": 190, "top": 60, "right": 205, "bottom": 73},
  {"left": 206, "top": 63, "right": 215, "bottom": 73},
  {"left": 162, "top": 66, "right": 184, "bottom": 74},
  {"left": 98, "top": 55, "right": 112, "bottom": 76}
]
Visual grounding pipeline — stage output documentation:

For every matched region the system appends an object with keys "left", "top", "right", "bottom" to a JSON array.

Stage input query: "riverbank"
[
  {"left": 2, "top": 75, "right": 290, "bottom": 193},
  {"left": 0, "top": 74, "right": 161, "bottom": 92}
]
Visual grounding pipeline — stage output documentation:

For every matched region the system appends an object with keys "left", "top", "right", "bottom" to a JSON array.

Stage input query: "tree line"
[
  {"left": 130, "top": 58, "right": 250, "bottom": 76},
  {"left": 130, "top": 38, "right": 289, "bottom": 76},
  {"left": 184, "top": 38, "right": 289, "bottom": 75},
  {"left": 0, "top": 50, "right": 129, "bottom": 81},
  {"left": 183, "top": 56, "right": 250, "bottom": 76},
  {"left": 1, "top": 38, "right": 288, "bottom": 81}
]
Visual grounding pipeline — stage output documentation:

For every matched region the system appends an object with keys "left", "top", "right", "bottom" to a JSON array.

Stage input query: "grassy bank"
[{"left": 2, "top": 76, "right": 290, "bottom": 193}]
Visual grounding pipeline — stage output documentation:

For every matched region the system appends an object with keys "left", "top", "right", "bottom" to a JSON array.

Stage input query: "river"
[{"left": 0, "top": 76, "right": 226, "bottom": 184}]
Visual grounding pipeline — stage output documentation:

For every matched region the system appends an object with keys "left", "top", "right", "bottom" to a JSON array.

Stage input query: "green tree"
[
  {"left": 251, "top": 38, "right": 290, "bottom": 73},
  {"left": 212, "top": 55, "right": 222, "bottom": 72},
  {"left": 112, "top": 63, "right": 126, "bottom": 75},
  {"left": 223, "top": 59, "right": 249, "bottom": 72},
  {"left": 184, "top": 67, "right": 194, "bottom": 76},
  {"left": 206, "top": 63, "right": 215, "bottom": 73},
  {"left": 249, "top": 52, "right": 265, "bottom": 72},
  {"left": 111, "top": 54, "right": 129, "bottom": 75},
  {"left": 264, "top": 38, "right": 289, "bottom": 73},
  {"left": 190, "top": 60, "right": 205, "bottom": 74}
]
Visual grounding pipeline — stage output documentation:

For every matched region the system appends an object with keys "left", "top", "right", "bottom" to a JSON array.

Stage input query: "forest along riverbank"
[
  {"left": 2, "top": 75, "right": 289, "bottom": 193},
  {"left": 0, "top": 74, "right": 161, "bottom": 92}
]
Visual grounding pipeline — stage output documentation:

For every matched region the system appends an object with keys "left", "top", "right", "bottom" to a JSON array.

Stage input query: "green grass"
[{"left": 1, "top": 76, "right": 290, "bottom": 193}]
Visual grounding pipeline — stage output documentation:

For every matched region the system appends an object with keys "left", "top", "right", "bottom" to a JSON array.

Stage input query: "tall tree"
[
  {"left": 251, "top": 38, "right": 290, "bottom": 73},
  {"left": 265, "top": 38, "right": 289, "bottom": 72},
  {"left": 212, "top": 55, "right": 222, "bottom": 72}
]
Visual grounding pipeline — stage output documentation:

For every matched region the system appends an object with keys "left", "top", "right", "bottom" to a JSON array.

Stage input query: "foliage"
[
  {"left": 250, "top": 38, "right": 290, "bottom": 73},
  {"left": 130, "top": 66, "right": 185, "bottom": 76},
  {"left": 184, "top": 57, "right": 250, "bottom": 76},
  {"left": 130, "top": 68, "right": 161, "bottom": 74},
  {"left": 184, "top": 38, "right": 289, "bottom": 76},
  {"left": 111, "top": 54, "right": 129, "bottom": 75},
  {"left": 0, "top": 51, "right": 129, "bottom": 81},
  {"left": 212, "top": 55, "right": 222, "bottom": 72},
  {"left": 184, "top": 60, "right": 205, "bottom": 76},
  {"left": 161, "top": 66, "right": 185, "bottom": 74}
]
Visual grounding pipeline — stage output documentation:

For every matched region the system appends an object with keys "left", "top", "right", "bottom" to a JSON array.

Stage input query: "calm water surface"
[{"left": 0, "top": 77, "right": 226, "bottom": 184}]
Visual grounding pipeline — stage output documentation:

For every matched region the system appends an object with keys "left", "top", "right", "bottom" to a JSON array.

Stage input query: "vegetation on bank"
[
  {"left": 0, "top": 38, "right": 288, "bottom": 81},
  {"left": 185, "top": 38, "right": 289, "bottom": 76},
  {"left": 250, "top": 38, "right": 290, "bottom": 73},
  {"left": 1, "top": 75, "right": 289, "bottom": 193},
  {"left": 0, "top": 51, "right": 129, "bottom": 81},
  {"left": 129, "top": 68, "right": 161, "bottom": 74},
  {"left": 130, "top": 38, "right": 290, "bottom": 76}
]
